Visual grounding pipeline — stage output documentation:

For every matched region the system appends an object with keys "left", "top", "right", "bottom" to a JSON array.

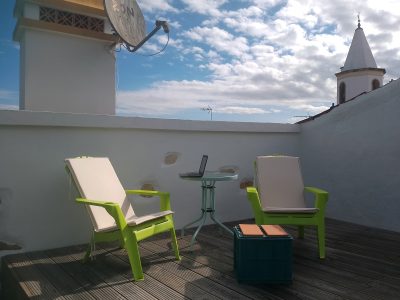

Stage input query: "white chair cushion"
[
  {"left": 66, "top": 157, "right": 136, "bottom": 232},
  {"left": 263, "top": 207, "right": 318, "bottom": 214},
  {"left": 256, "top": 156, "right": 307, "bottom": 211},
  {"left": 96, "top": 210, "right": 174, "bottom": 232}
]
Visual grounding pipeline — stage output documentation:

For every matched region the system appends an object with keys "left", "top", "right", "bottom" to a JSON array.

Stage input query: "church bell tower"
[{"left": 335, "top": 17, "right": 385, "bottom": 104}]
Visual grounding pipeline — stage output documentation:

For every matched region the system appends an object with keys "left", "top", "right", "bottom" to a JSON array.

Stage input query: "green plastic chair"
[
  {"left": 246, "top": 156, "right": 328, "bottom": 258},
  {"left": 65, "top": 157, "right": 181, "bottom": 281}
]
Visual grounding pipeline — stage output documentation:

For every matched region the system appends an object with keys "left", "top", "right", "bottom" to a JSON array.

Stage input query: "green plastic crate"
[{"left": 233, "top": 226, "right": 293, "bottom": 284}]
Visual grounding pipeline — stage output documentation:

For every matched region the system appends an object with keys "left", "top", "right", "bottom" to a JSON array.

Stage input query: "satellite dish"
[{"left": 104, "top": 0, "right": 170, "bottom": 53}]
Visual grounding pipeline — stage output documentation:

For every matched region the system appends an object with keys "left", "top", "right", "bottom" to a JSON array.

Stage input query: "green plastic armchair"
[
  {"left": 246, "top": 156, "right": 328, "bottom": 258},
  {"left": 65, "top": 157, "right": 181, "bottom": 281}
]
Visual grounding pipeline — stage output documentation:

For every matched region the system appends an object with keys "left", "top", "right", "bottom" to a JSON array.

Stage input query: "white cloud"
[
  {"left": 0, "top": 89, "right": 18, "bottom": 110},
  {"left": 0, "top": 89, "right": 18, "bottom": 101},
  {"left": 137, "top": 0, "right": 178, "bottom": 13},
  {"left": 214, "top": 106, "right": 271, "bottom": 114},
  {"left": 181, "top": 0, "right": 228, "bottom": 17},
  {"left": 0, "top": 104, "right": 18, "bottom": 110},
  {"left": 116, "top": 0, "right": 400, "bottom": 122},
  {"left": 184, "top": 27, "right": 249, "bottom": 57},
  {"left": 250, "top": 0, "right": 283, "bottom": 9}
]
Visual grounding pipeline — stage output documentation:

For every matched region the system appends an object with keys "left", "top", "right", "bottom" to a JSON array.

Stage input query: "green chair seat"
[
  {"left": 65, "top": 156, "right": 181, "bottom": 281},
  {"left": 247, "top": 156, "right": 328, "bottom": 258}
]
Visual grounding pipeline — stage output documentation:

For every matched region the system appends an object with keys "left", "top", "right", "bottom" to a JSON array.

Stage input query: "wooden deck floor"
[{"left": 2, "top": 218, "right": 400, "bottom": 300}]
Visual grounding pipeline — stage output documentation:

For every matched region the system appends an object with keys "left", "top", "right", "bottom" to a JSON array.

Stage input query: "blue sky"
[{"left": 1, "top": 0, "right": 400, "bottom": 123}]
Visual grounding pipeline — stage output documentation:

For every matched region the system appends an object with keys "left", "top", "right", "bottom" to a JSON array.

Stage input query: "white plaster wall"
[
  {"left": 0, "top": 111, "right": 300, "bottom": 256},
  {"left": 300, "top": 79, "right": 400, "bottom": 232},
  {"left": 337, "top": 73, "right": 383, "bottom": 102},
  {"left": 20, "top": 30, "right": 115, "bottom": 114}
]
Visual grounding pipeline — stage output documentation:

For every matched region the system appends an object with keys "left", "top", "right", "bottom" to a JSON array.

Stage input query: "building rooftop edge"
[{"left": 0, "top": 110, "right": 300, "bottom": 133}]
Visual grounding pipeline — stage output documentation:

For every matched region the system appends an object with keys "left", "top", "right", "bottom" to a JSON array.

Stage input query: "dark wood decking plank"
[
  {"left": 293, "top": 236, "right": 400, "bottom": 277},
  {"left": 25, "top": 251, "right": 96, "bottom": 300},
  {"left": 66, "top": 245, "right": 158, "bottom": 300},
  {"left": 111, "top": 246, "right": 222, "bottom": 300},
  {"left": 357, "top": 280, "right": 400, "bottom": 300},
  {"left": 140, "top": 248, "right": 255, "bottom": 300},
  {"left": 192, "top": 238, "right": 351, "bottom": 300},
  {"left": 326, "top": 218, "right": 400, "bottom": 242},
  {"left": 193, "top": 224, "right": 387, "bottom": 300},
  {"left": 148, "top": 233, "right": 235, "bottom": 274},
  {"left": 205, "top": 221, "right": 400, "bottom": 279},
  {"left": 4, "top": 218, "right": 400, "bottom": 300},
  {"left": 292, "top": 262, "right": 379, "bottom": 300},
  {"left": 45, "top": 246, "right": 128, "bottom": 300},
  {"left": 93, "top": 244, "right": 190, "bottom": 300},
  {"left": 145, "top": 236, "right": 342, "bottom": 300},
  {"left": 180, "top": 228, "right": 234, "bottom": 253},
  {"left": 2, "top": 253, "right": 64, "bottom": 299},
  {"left": 197, "top": 229, "right": 377, "bottom": 292},
  {"left": 108, "top": 244, "right": 248, "bottom": 300},
  {"left": 140, "top": 239, "right": 286, "bottom": 300},
  {"left": 321, "top": 230, "right": 400, "bottom": 263},
  {"left": 283, "top": 221, "right": 400, "bottom": 263},
  {"left": 208, "top": 220, "right": 400, "bottom": 300}
]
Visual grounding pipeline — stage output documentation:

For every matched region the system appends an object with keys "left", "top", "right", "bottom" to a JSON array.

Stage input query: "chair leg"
[
  {"left": 317, "top": 221, "right": 326, "bottom": 259},
  {"left": 124, "top": 235, "right": 144, "bottom": 281},
  {"left": 82, "top": 243, "right": 92, "bottom": 263},
  {"left": 82, "top": 233, "right": 95, "bottom": 263},
  {"left": 170, "top": 228, "right": 181, "bottom": 261},
  {"left": 298, "top": 225, "right": 305, "bottom": 239}
]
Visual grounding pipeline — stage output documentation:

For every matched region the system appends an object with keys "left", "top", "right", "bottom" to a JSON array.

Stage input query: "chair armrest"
[
  {"left": 76, "top": 198, "right": 118, "bottom": 208},
  {"left": 76, "top": 198, "right": 128, "bottom": 229},
  {"left": 304, "top": 186, "right": 329, "bottom": 211},
  {"left": 125, "top": 190, "right": 171, "bottom": 211},
  {"left": 246, "top": 187, "right": 264, "bottom": 224}
]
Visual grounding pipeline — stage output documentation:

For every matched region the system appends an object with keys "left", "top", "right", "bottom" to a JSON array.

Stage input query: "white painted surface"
[
  {"left": 342, "top": 27, "right": 377, "bottom": 71},
  {"left": 337, "top": 70, "right": 384, "bottom": 102},
  {"left": 0, "top": 112, "right": 300, "bottom": 256},
  {"left": 1, "top": 81, "right": 399, "bottom": 258},
  {"left": 23, "top": 3, "right": 39, "bottom": 20},
  {"left": 336, "top": 25, "right": 385, "bottom": 103},
  {"left": 300, "top": 79, "right": 400, "bottom": 233},
  {"left": 19, "top": 30, "right": 115, "bottom": 114}
]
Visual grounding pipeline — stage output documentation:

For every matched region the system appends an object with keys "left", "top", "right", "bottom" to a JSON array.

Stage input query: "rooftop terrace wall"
[
  {"left": 300, "top": 78, "right": 400, "bottom": 233},
  {"left": 0, "top": 110, "right": 300, "bottom": 256},
  {"left": 2, "top": 79, "right": 399, "bottom": 258}
]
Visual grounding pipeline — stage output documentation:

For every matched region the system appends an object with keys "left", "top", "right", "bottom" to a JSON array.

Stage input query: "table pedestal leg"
[
  {"left": 210, "top": 212, "right": 233, "bottom": 236},
  {"left": 181, "top": 212, "right": 205, "bottom": 238},
  {"left": 180, "top": 179, "right": 233, "bottom": 249}
]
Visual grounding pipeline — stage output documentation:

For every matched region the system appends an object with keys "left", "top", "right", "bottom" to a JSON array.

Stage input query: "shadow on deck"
[{"left": 2, "top": 218, "right": 400, "bottom": 299}]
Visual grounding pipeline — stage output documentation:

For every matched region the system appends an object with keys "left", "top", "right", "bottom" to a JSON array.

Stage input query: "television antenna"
[
  {"left": 104, "top": 0, "right": 170, "bottom": 53},
  {"left": 202, "top": 105, "right": 213, "bottom": 120}
]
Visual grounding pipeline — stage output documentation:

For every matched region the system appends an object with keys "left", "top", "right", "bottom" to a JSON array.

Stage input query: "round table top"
[{"left": 180, "top": 171, "right": 238, "bottom": 181}]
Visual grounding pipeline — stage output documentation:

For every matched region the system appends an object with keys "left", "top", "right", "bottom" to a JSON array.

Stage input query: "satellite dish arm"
[{"left": 127, "top": 20, "right": 169, "bottom": 52}]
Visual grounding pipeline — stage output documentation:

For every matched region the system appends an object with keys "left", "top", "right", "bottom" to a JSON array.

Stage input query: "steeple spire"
[{"left": 341, "top": 18, "right": 376, "bottom": 71}]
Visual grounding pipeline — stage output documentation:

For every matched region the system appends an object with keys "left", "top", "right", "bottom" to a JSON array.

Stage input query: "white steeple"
[
  {"left": 342, "top": 17, "right": 377, "bottom": 71},
  {"left": 335, "top": 16, "right": 385, "bottom": 104}
]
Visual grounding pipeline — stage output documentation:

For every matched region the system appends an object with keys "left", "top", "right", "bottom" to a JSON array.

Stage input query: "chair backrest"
[
  {"left": 65, "top": 157, "right": 136, "bottom": 231},
  {"left": 256, "top": 156, "right": 306, "bottom": 210}
]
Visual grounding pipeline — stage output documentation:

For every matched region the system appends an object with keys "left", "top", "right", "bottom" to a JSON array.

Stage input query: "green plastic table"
[{"left": 180, "top": 171, "right": 239, "bottom": 248}]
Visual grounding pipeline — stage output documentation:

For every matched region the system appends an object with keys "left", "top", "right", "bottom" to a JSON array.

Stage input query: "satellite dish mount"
[
  {"left": 104, "top": 0, "right": 169, "bottom": 53},
  {"left": 124, "top": 20, "right": 169, "bottom": 52}
]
